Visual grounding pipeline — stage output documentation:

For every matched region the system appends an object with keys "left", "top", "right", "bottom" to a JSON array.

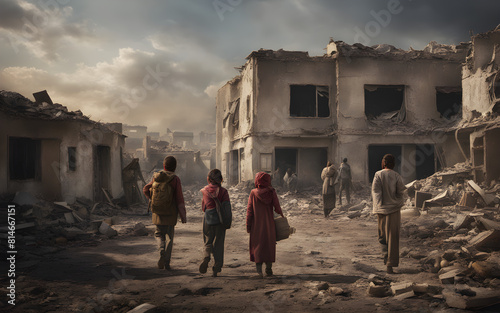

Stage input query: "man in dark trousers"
[
  {"left": 371, "top": 154, "right": 406, "bottom": 274},
  {"left": 143, "top": 156, "right": 186, "bottom": 270},
  {"left": 338, "top": 158, "right": 352, "bottom": 205}
]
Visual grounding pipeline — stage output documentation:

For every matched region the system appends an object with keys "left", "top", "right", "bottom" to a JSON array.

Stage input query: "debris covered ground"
[{"left": 1, "top": 164, "right": 500, "bottom": 312}]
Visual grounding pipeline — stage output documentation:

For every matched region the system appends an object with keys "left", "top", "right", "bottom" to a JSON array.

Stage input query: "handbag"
[{"left": 275, "top": 216, "right": 291, "bottom": 241}]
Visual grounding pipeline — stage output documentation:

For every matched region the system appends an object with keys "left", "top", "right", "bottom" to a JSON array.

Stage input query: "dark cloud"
[
  {"left": 0, "top": 0, "right": 26, "bottom": 29},
  {"left": 0, "top": 0, "right": 498, "bottom": 133},
  {"left": 0, "top": 0, "right": 95, "bottom": 61}
]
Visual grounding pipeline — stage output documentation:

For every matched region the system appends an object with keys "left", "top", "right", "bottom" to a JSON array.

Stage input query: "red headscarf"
[
  {"left": 254, "top": 172, "right": 273, "bottom": 204},
  {"left": 255, "top": 171, "right": 271, "bottom": 188}
]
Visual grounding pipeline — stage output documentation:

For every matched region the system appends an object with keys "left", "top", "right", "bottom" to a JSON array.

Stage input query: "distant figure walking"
[
  {"left": 321, "top": 161, "right": 338, "bottom": 217},
  {"left": 199, "top": 169, "right": 230, "bottom": 277},
  {"left": 338, "top": 158, "right": 352, "bottom": 206},
  {"left": 371, "top": 154, "right": 406, "bottom": 274},
  {"left": 246, "top": 172, "right": 284, "bottom": 278},
  {"left": 283, "top": 168, "right": 297, "bottom": 192}
]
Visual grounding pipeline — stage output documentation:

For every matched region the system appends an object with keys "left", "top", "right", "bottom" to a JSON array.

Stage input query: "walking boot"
[
  {"left": 212, "top": 266, "right": 221, "bottom": 277},
  {"left": 156, "top": 238, "right": 166, "bottom": 269},
  {"left": 265, "top": 262, "right": 273, "bottom": 277},
  {"left": 256, "top": 263, "right": 263, "bottom": 278},
  {"left": 165, "top": 261, "right": 171, "bottom": 271},
  {"left": 158, "top": 250, "right": 166, "bottom": 269},
  {"left": 199, "top": 258, "right": 210, "bottom": 274}
]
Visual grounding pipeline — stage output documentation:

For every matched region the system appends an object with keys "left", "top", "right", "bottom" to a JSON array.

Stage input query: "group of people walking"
[
  {"left": 143, "top": 156, "right": 283, "bottom": 278},
  {"left": 143, "top": 153, "right": 406, "bottom": 277},
  {"left": 321, "top": 158, "right": 352, "bottom": 217}
]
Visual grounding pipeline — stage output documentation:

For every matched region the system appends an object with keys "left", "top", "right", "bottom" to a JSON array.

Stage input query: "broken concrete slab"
[
  {"left": 347, "top": 211, "right": 362, "bottom": 219},
  {"left": 133, "top": 222, "right": 148, "bottom": 236},
  {"left": 405, "top": 180, "right": 420, "bottom": 198},
  {"left": 439, "top": 268, "right": 464, "bottom": 284},
  {"left": 64, "top": 212, "right": 75, "bottom": 224},
  {"left": 468, "top": 180, "right": 496, "bottom": 206},
  {"left": 476, "top": 217, "right": 500, "bottom": 231},
  {"left": 443, "top": 286, "right": 500, "bottom": 310},
  {"left": 63, "top": 227, "right": 86, "bottom": 239},
  {"left": 412, "top": 283, "right": 443, "bottom": 295},
  {"left": 458, "top": 192, "right": 477, "bottom": 208},
  {"left": 466, "top": 229, "right": 500, "bottom": 251},
  {"left": 391, "top": 282, "right": 413, "bottom": 295},
  {"left": 394, "top": 290, "right": 416, "bottom": 300},
  {"left": 127, "top": 303, "right": 157, "bottom": 313},
  {"left": 99, "top": 221, "right": 118, "bottom": 238},
  {"left": 415, "top": 191, "right": 433, "bottom": 208},
  {"left": 327, "top": 286, "right": 344, "bottom": 296},
  {"left": 453, "top": 214, "right": 474, "bottom": 230},
  {"left": 423, "top": 190, "right": 455, "bottom": 209},
  {"left": 367, "top": 282, "right": 390, "bottom": 297}
]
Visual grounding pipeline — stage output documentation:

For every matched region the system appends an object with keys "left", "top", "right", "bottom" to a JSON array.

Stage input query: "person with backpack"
[
  {"left": 199, "top": 169, "right": 231, "bottom": 277},
  {"left": 143, "top": 156, "right": 186, "bottom": 270},
  {"left": 246, "top": 172, "right": 284, "bottom": 278}
]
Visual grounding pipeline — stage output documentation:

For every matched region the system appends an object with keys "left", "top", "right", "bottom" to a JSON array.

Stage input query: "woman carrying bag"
[{"left": 246, "top": 172, "right": 284, "bottom": 278}]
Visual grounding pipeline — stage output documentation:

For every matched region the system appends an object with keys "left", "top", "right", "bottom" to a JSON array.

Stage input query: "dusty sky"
[{"left": 0, "top": 0, "right": 498, "bottom": 134}]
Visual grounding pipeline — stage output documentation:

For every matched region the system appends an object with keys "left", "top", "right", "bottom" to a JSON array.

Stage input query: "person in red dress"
[{"left": 246, "top": 172, "right": 284, "bottom": 277}]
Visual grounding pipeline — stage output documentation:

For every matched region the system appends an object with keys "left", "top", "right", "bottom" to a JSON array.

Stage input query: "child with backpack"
[
  {"left": 143, "top": 156, "right": 186, "bottom": 270},
  {"left": 199, "top": 169, "right": 231, "bottom": 277}
]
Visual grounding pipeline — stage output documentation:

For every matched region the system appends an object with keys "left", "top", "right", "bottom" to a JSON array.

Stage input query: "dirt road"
[{"left": 4, "top": 186, "right": 462, "bottom": 313}]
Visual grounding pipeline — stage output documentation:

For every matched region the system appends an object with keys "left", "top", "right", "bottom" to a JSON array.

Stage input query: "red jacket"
[{"left": 201, "top": 183, "right": 230, "bottom": 212}]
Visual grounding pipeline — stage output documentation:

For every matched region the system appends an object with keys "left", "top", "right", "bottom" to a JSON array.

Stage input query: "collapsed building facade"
[
  {"left": 0, "top": 91, "right": 125, "bottom": 203},
  {"left": 456, "top": 27, "right": 500, "bottom": 185},
  {"left": 216, "top": 27, "right": 500, "bottom": 186}
]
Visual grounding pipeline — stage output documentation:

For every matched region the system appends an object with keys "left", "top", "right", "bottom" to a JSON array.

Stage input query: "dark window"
[
  {"left": 436, "top": 87, "right": 462, "bottom": 119},
  {"left": 9, "top": 137, "right": 41, "bottom": 180},
  {"left": 365, "top": 85, "right": 405, "bottom": 121},
  {"left": 68, "top": 147, "right": 77, "bottom": 171},
  {"left": 290, "top": 85, "right": 330, "bottom": 117}
]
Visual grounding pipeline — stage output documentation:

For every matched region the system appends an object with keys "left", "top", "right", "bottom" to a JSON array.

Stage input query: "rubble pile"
[
  {"left": 0, "top": 191, "right": 154, "bottom": 277},
  {"left": 395, "top": 163, "right": 500, "bottom": 309},
  {"left": 0, "top": 91, "right": 88, "bottom": 121}
]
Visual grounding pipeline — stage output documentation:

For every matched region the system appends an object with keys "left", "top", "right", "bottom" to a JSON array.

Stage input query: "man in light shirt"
[{"left": 371, "top": 154, "right": 406, "bottom": 274}]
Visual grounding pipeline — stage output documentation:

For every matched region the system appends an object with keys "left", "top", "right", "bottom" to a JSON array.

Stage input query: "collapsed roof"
[
  {"left": 329, "top": 40, "right": 470, "bottom": 62},
  {"left": 0, "top": 90, "right": 124, "bottom": 136}
]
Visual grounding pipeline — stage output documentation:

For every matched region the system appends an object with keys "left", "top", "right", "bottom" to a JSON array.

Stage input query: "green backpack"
[{"left": 150, "top": 171, "right": 176, "bottom": 216}]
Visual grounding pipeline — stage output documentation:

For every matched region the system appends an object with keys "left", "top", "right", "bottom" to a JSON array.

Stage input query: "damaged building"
[
  {"left": 216, "top": 39, "right": 470, "bottom": 185},
  {"left": 456, "top": 26, "right": 500, "bottom": 185},
  {"left": 0, "top": 90, "right": 125, "bottom": 203}
]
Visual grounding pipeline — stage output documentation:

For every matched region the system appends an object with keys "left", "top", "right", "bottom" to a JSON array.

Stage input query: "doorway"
[
  {"left": 368, "top": 145, "right": 402, "bottom": 182},
  {"left": 94, "top": 145, "right": 111, "bottom": 201}
]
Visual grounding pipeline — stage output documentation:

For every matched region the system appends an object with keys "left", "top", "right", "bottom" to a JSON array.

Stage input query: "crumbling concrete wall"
[
  {"left": 333, "top": 46, "right": 464, "bottom": 182},
  {"left": 216, "top": 56, "right": 255, "bottom": 184},
  {"left": 336, "top": 57, "right": 463, "bottom": 129},
  {"left": 0, "top": 112, "right": 125, "bottom": 202},
  {"left": 216, "top": 52, "right": 337, "bottom": 185},
  {"left": 462, "top": 28, "right": 500, "bottom": 119}
]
